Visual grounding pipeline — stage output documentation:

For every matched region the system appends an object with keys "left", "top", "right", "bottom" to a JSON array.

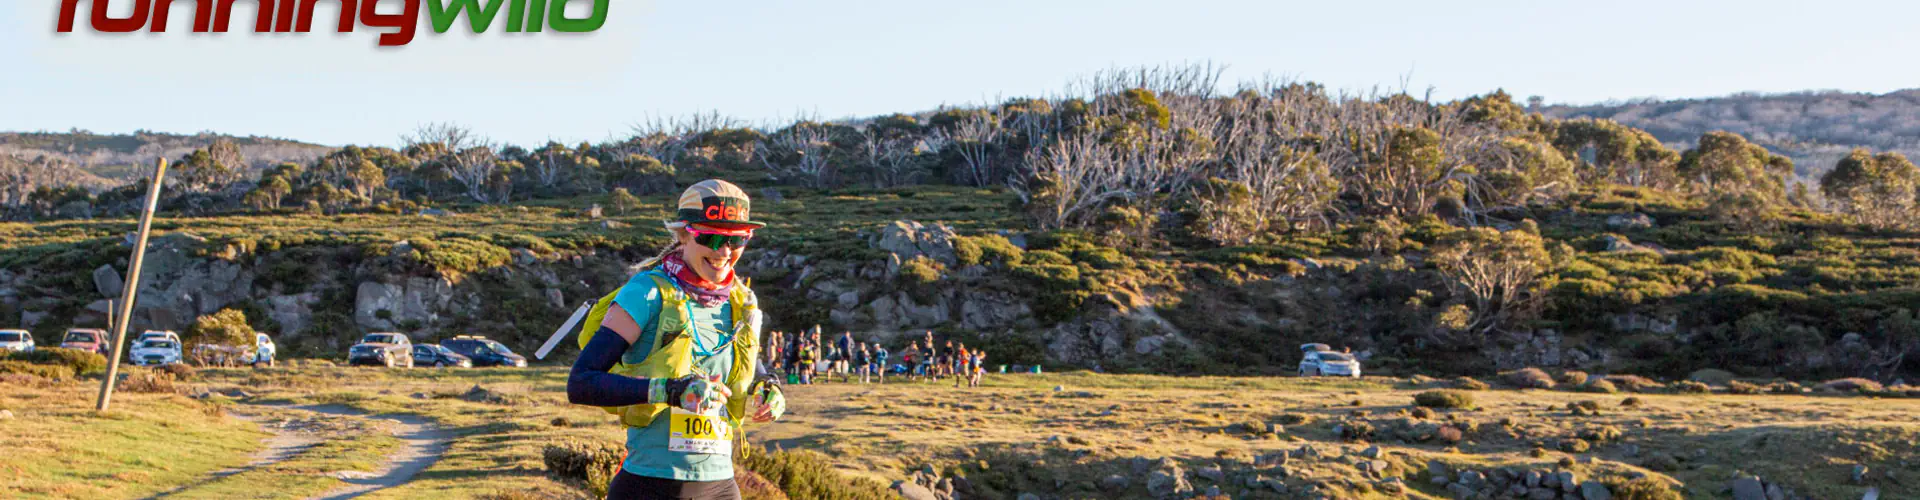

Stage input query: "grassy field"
[{"left": 1, "top": 365, "right": 1914, "bottom": 499}]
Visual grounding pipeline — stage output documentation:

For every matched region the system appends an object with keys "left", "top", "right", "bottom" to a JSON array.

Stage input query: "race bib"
[{"left": 667, "top": 407, "right": 732, "bottom": 455}]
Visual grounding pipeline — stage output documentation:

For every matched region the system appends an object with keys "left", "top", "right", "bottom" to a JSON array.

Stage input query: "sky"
[{"left": 3, "top": 0, "right": 1918, "bottom": 147}]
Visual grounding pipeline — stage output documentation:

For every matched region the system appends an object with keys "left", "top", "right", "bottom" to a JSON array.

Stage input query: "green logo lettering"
[
  {"left": 429, "top": 0, "right": 510, "bottom": 34},
  {"left": 547, "top": 0, "right": 608, "bottom": 33}
]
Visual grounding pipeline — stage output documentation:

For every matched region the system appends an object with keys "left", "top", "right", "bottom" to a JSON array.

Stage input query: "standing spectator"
[
  {"left": 953, "top": 343, "right": 969, "bottom": 388},
  {"left": 836, "top": 332, "right": 855, "bottom": 383},
  {"left": 904, "top": 342, "right": 922, "bottom": 381},
  {"left": 853, "top": 343, "right": 871, "bottom": 384},
  {"left": 872, "top": 343, "right": 889, "bottom": 384},
  {"left": 969, "top": 350, "right": 986, "bottom": 388}
]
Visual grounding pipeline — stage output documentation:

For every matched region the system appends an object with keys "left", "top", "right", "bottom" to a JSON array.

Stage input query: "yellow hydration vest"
[{"left": 576, "top": 273, "right": 760, "bottom": 435}]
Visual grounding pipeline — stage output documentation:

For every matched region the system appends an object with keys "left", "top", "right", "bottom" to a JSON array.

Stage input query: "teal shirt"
[{"left": 612, "top": 270, "right": 737, "bottom": 482}]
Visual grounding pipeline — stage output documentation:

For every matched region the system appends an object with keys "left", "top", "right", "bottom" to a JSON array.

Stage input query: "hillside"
[
  {"left": 0, "top": 130, "right": 334, "bottom": 180},
  {"left": 1542, "top": 89, "right": 1920, "bottom": 176}
]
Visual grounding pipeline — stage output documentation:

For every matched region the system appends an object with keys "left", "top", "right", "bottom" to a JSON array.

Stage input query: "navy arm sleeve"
[{"left": 567, "top": 326, "right": 652, "bottom": 407}]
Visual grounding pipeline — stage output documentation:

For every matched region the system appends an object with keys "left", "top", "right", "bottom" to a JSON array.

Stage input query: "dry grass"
[{"left": 2, "top": 367, "right": 1917, "bottom": 499}]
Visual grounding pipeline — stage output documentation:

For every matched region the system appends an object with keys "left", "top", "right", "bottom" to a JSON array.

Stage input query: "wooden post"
[{"left": 96, "top": 158, "right": 168, "bottom": 412}]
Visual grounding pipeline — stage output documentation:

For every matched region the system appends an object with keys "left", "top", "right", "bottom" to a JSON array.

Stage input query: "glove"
[
  {"left": 749, "top": 381, "right": 786, "bottom": 423},
  {"left": 649, "top": 374, "right": 732, "bottom": 414}
]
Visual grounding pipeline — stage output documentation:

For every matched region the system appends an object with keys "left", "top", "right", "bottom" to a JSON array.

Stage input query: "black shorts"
[{"left": 606, "top": 470, "right": 741, "bottom": 500}]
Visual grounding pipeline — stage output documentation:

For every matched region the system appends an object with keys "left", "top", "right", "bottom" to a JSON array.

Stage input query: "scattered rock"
[
  {"left": 1196, "top": 465, "right": 1224, "bottom": 483},
  {"left": 1099, "top": 474, "right": 1129, "bottom": 491},
  {"left": 1729, "top": 476, "right": 1766, "bottom": 500},
  {"left": 1360, "top": 445, "right": 1381, "bottom": 458},
  {"left": 893, "top": 480, "right": 938, "bottom": 500},
  {"left": 1579, "top": 481, "right": 1612, "bottom": 500},
  {"left": 1606, "top": 213, "right": 1655, "bottom": 230}
]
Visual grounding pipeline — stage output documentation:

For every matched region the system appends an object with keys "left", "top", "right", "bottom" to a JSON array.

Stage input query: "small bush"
[
  {"left": 1583, "top": 379, "right": 1619, "bottom": 393},
  {"left": 0, "top": 360, "right": 74, "bottom": 379},
  {"left": 119, "top": 370, "right": 176, "bottom": 394},
  {"left": 1336, "top": 420, "right": 1376, "bottom": 441},
  {"left": 1569, "top": 400, "right": 1603, "bottom": 412},
  {"left": 1277, "top": 413, "right": 1313, "bottom": 425},
  {"left": 1558, "top": 438, "right": 1592, "bottom": 453},
  {"left": 1409, "top": 407, "right": 1434, "bottom": 419},
  {"left": 1451, "top": 376, "right": 1490, "bottom": 391},
  {"left": 1687, "top": 368, "right": 1736, "bottom": 385},
  {"left": 10, "top": 347, "right": 107, "bottom": 376},
  {"left": 1768, "top": 381, "right": 1805, "bottom": 394},
  {"left": 1620, "top": 397, "right": 1644, "bottom": 408},
  {"left": 1727, "top": 380, "right": 1763, "bottom": 395},
  {"left": 1578, "top": 425, "right": 1623, "bottom": 442},
  {"left": 736, "top": 469, "right": 790, "bottom": 500},
  {"left": 1502, "top": 368, "right": 1556, "bottom": 389},
  {"left": 1605, "top": 375, "right": 1662, "bottom": 392},
  {"left": 1667, "top": 381, "right": 1712, "bottom": 394},
  {"left": 1605, "top": 477, "right": 1684, "bottom": 500},
  {"left": 1434, "top": 425, "right": 1464, "bottom": 444},
  {"left": 899, "top": 256, "right": 943, "bottom": 287},
  {"left": 735, "top": 446, "right": 894, "bottom": 500},
  {"left": 157, "top": 363, "right": 197, "bottom": 379},
  {"left": 1414, "top": 390, "right": 1476, "bottom": 409},
  {"left": 1556, "top": 370, "right": 1590, "bottom": 387},
  {"left": 1819, "top": 378, "right": 1884, "bottom": 393},
  {"left": 543, "top": 440, "right": 626, "bottom": 498}
]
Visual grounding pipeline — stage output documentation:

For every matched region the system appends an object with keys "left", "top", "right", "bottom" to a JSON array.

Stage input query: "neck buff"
[{"left": 660, "top": 252, "right": 735, "bottom": 307}]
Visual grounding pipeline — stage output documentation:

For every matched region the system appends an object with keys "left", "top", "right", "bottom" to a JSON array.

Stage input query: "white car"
[
  {"left": 1298, "top": 344, "right": 1362, "bottom": 378},
  {"left": 131, "top": 339, "right": 183, "bottom": 366},
  {"left": 137, "top": 330, "right": 182, "bottom": 345},
  {"left": 252, "top": 333, "right": 277, "bottom": 367},
  {"left": 0, "top": 330, "right": 34, "bottom": 353}
]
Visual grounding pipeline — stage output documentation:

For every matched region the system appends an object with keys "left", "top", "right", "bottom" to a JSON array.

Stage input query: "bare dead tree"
[
  {"left": 1013, "top": 132, "right": 1135, "bottom": 230},
  {"left": 405, "top": 123, "right": 500, "bottom": 204},
  {"left": 943, "top": 115, "right": 1002, "bottom": 187},
  {"left": 756, "top": 125, "right": 835, "bottom": 188}
]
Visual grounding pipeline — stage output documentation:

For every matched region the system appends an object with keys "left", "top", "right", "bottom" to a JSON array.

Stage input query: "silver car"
[{"left": 1298, "top": 344, "right": 1362, "bottom": 378}]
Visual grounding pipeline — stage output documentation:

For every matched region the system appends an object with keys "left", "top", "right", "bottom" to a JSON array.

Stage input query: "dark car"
[
  {"left": 412, "top": 344, "right": 472, "bottom": 368},
  {"left": 440, "top": 336, "right": 527, "bottom": 367},
  {"left": 60, "top": 328, "right": 110, "bottom": 355},
  {"left": 349, "top": 332, "right": 414, "bottom": 368}
]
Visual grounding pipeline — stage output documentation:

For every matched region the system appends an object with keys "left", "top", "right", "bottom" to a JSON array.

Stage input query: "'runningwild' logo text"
[{"left": 57, "top": 0, "right": 608, "bottom": 47}]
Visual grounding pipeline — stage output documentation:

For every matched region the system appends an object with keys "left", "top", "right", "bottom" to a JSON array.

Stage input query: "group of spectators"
[{"left": 764, "top": 329, "right": 986, "bottom": 388}]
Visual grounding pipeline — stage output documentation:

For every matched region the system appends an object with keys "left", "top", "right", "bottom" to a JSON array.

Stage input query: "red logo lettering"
[{"left": 706, "top": 206, "right": 722, "bottom": 219}]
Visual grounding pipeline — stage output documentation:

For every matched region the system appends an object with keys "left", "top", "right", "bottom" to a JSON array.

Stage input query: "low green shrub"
[
  {"left": 5, "top": 347, "right": 106, "bottom": 376},
  {"left": 543, "top": 440, "right": 625, "bottom": 498},
  {"left": 1556, "top": 370, "right": 1590, "bottom": 386},
  {"left": 1578, "top": 425, "right": 1623, "bottom": 442},
  {"left": 1583, "top": 379, "right": 1619, "bottom": 394},
  {"left": 735, "top": 446, "right": 894, "bottom": 500},
  {"left": 1451, "top": 376, "right": 1490, "bottom": 391},
  {"left": 1603, "top": 477, "right": 1684, "bottom": 500},
  {"left": 1727, "top": 380, "right": 1763, "bottom": 395},
  {"left": 1413, "top": 390, "right": 1475, "bottom": 409},
  {"left": 0, "top": 360, "right": 74, "bottom": 379},
  {"left": 1558, "top": 438, "right": 1592, "bottom": 453}
]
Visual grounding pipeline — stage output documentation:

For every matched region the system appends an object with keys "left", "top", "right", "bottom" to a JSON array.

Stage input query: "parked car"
[
  {"left": 412, "top": 344, "right": 472, "bottom": 368},
  {"left": 0, "top": 330, "right": 35, "bottom": 353},
  {"left": 252, "top": 333, "right": 277, "bottom": 367},
  {"left": 137, "top": 330, "right": 182, "bottom": 344},
  {"left": 1298, "top": 344, "right": 1361, "bottom": 378},
  {"left": 349, "top": 332, "right": 414, "bottom": 368},
  {"left": 440, "top": 336, "right": 527, "bottom": 367},
  {"left": 61, "top": 328, "right": 110, "bottom": 355},
  {"left": 131, "top": 338, "right": 183, "bottom": 366}
]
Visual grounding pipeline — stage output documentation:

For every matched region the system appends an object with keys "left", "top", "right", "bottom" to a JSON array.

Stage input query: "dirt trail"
[
  {"left": 149, "top": 404, "right": 452, "bottom": 500},
  {"left": 301, "top": 405, "right": 452, "bottom": 500},
  {"left": 144, "top": 411, "right": 322, "bottom": 499}
]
